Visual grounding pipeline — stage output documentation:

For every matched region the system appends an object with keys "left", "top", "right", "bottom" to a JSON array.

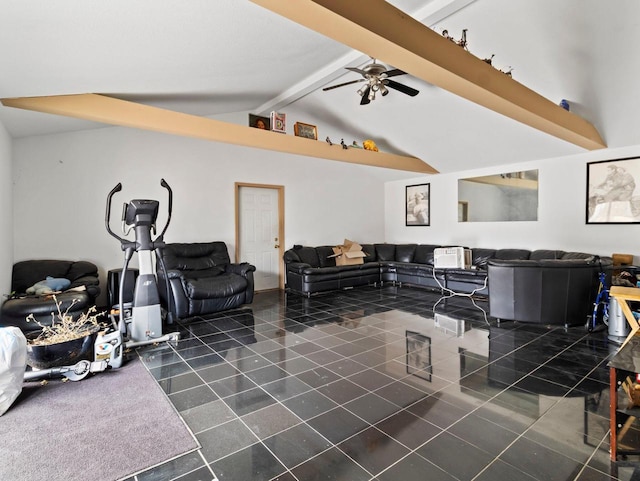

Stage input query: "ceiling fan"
[{"left": 322, "top": 59, "right": 419, "bottom": 105}]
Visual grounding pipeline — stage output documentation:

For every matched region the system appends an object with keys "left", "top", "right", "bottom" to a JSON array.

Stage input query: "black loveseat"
[
  {"left": 0, "top": 259, "right": 101, "bottom": 332},
  {"left": 283, "top": 244, "right": 611, "bottom": 326},
  {"left": 156, "top": 242, "right": 256, "bottom": 320}
]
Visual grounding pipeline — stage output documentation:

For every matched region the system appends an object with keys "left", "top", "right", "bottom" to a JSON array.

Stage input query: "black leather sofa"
[
  {"left": 0, "top": 259, "right": 101, "bottom": 332},
  {"left": 284, "top": 243, "right": 530, "bottom": 297},
  {"left": 283, "top": 244, "right": 610, "bottom": 326},
  {"left": 156, "top": 242, "right": 256, "bottom": 320}
]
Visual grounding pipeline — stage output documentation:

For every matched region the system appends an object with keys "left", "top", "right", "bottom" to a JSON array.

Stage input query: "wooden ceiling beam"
[
  {"left": 251, "top": 0, "right": 606, "bottom": 151},
  {"left": 1, "top": 93, "right": 438, "bottom": 174}
]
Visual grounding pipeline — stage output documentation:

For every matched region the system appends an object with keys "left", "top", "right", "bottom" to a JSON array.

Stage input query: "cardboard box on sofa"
[{"left": 329, "top": 239, "right": 367, "bottom": 266}]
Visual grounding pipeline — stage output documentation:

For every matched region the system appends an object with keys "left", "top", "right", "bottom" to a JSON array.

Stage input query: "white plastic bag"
[{"left": 0, "top": 327, "right": 27, "bottom": 416}]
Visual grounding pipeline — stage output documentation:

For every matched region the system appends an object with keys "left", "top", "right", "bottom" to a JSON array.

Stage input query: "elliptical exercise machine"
[
  {"left": 22, "top": 180, "right": 180, "bottom": 382},
  {"left": 100, "top": 178, "right": 180, "bottom": 368}
]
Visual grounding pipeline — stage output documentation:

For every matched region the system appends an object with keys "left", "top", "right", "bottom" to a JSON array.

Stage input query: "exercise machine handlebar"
[
  {"left": 157, "top": 178, "right": 172, "bottom": 242},
  {"left": 105, "top": 183, "right": 125, "bottom": 244}
]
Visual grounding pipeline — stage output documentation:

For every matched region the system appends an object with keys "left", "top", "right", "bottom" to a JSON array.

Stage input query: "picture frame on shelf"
[
  {"left": 586, "top": 156, "right": 640, "bottom": 224},
  {"left": 249, "top": 114, "right": 270, "bottom": 130},
  {"left": 406, "top": 183, "right": 430, "bottom": 226},
  {"left": 270, "top": 111, "right": 286, "bottom": 134},
  {"left": 293, "top": 122, "right": 318, "bottom": 140},
  {"left": 406, "top": 331, "right": 432, "bottom": 382}
]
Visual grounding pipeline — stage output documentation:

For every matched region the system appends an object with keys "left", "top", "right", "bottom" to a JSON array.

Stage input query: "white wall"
[
  {"left": 386, "top": 145, "right": 640, "bottom": 260},
  {"left": 14, "top": 119, "right": 640, "bottom": 308},
  {"left": 12, "top": 126, "right": 389, "bottom": 305},
  {"left": 0, "top": 121, "right": 12, "bottom": 298}
]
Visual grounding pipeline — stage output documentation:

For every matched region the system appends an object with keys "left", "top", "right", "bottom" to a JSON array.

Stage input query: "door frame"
[{"left": 235, "top": 182, "right": 285, "bottom": 290}]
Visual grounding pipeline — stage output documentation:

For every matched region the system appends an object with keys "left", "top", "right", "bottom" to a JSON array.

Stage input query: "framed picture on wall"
[
  {"left": 586, "top": 156, "right": 640, "bottom": 224},
  {"left": 406, "top": 183, "right": 430, "bottom": 226}
]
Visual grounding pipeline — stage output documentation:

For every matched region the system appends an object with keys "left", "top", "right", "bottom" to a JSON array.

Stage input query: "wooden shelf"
[
  {"left": 252, "top": 0, "right": 606, "bottom": 152},
  {"left": 1, "top": 93, "right": 438, "bottom": 175}
]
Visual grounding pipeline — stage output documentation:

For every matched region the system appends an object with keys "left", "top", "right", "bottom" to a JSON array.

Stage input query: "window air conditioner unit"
[{"left": 433, "top": 247, "right": 471, "bottom": 269}]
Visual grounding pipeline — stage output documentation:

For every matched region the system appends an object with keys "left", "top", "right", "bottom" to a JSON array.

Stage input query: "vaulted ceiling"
[{"left": 1, "top": 0, "right": 639, "bottom": 176}]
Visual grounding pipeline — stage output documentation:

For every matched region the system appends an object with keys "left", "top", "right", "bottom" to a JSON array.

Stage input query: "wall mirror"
[{"left": 458, "top": 169, "right": 538, "bottom": 222}]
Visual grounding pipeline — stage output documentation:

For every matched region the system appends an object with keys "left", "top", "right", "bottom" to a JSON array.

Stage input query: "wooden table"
[
  {"left": 608, "top": 288, "right": 640, "bottom": 463},
  {"left": 609, "top": 286, "right": 640, "bottom": 349},
  {"left": 609, "top": 336, "right": 640, "bottom": 461}
]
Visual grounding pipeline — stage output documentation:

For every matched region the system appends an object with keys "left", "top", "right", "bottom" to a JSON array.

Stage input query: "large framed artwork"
[
  {"left": 587, "top": 157, "right": 640, "bottom": 224},
  {"left": 406, "top": 331, "right": 432, "bottom": 382},
  {"left": 406, "top": 183, "right": 430, "bottom": 226}
]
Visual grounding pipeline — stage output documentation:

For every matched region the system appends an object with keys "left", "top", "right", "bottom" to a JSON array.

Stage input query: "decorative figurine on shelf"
[
  {"left": 363, "top": 139, "right": 379, "bottom": 152},
  {"left": 326, "top": 136, "right": 333, "bottom": 146},
  {"left": 351, "top": 141, "right": 363, "bottom": 149},
  {"left": 456, "top": 29, "right": 468, "bottom": 50},
  {"left": 340, "top": 139, "right": 348, "bottom": 150},
  {"left": 500, "top": 67, "right": 513, "bottom": 77},
  {"left": 559, "top": 99, "right": 570, "bottom": 111},
  {"left": 442, "top": 28, "right": 468, "bottom": 50},
  {"left": 483, "top": 54, "right": 495, "bottom": 65}
]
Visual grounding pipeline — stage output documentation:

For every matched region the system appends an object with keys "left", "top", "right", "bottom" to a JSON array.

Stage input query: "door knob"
[{"left": 274, "top": 244, "right": 280, "bottom": 249}]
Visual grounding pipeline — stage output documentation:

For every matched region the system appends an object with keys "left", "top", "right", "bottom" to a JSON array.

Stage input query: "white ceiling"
[{"left": 1, "top": 0, "right": 639, "bottom": 175}]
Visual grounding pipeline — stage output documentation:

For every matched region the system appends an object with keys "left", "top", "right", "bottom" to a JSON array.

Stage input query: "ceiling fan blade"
[
  {"left": 345, "top": 67, "right": 368, "bottom": 76},
  {"left": 360, "top": 86, "right": 371, "bottom": 105},
  {"left": 383, "top": 68, "right": 406, "bottom": 78},
  {"left": 385, "top": 79, "right": 420, "bottom": 97},
  {"left": 322, "top": 79, "right": 365, "bottom": 91}
]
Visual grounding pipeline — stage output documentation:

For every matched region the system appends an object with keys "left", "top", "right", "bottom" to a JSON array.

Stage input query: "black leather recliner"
[
  {"left": 156, "top": 242, "right": 256, "bottom": 320},
  {"left": 0, "top": 259, "right": 101, "bottom": 332}
]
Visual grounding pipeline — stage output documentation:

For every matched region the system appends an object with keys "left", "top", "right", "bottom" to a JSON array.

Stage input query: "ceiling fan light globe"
[
  {"left": 380, "top": 85, "right": 389, "bottom": 96},
  {"left": 357, "top": 88, "right": 365, "bottom": 96}
]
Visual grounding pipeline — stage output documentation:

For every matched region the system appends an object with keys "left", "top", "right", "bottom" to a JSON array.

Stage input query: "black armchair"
[
  {"left": 487, "top": 256, "right": 610, "bottom": 326},
  {"left": 0, "top": 259, "right": 101, "bottom": 332},
  {"left": 157, "top": 242, "right": 256, "bottom": 320}
]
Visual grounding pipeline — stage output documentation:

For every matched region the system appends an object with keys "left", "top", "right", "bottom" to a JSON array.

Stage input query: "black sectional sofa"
[{"left": 283, "top": 243, "right": 611, "bottom": 326}]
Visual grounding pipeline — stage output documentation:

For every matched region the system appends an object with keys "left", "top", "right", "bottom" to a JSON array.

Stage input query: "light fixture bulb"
[
  {"left": 357, "top": 87, "right": 365, "bottom": 97},
  {"left": 380, "top": 85, "right": 389, "bottom": 96}
]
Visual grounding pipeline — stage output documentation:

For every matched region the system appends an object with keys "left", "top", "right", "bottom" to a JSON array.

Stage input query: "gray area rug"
[{"left": 0, "top": 358, "right": 200, "bottom": 481}]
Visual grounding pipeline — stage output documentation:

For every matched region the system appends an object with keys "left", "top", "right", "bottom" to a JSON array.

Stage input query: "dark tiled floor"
[{"left": 127, "top": 286, "right": 640, "bottom": 480}]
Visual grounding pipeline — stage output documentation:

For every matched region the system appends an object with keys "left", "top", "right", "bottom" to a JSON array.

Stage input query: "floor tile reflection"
[{"left": 131, "top": 285, "right": 623, "bottom": 480}]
